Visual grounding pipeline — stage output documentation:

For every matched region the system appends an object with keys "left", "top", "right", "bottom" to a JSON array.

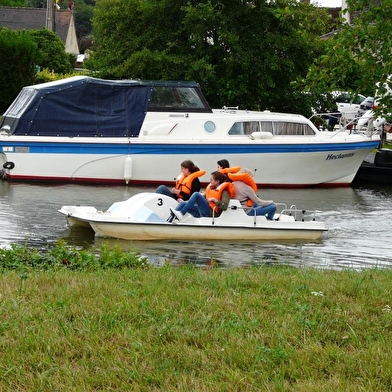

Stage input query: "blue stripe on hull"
[{"left": 1, "top": 140, "right": 380, "bottom": 155}]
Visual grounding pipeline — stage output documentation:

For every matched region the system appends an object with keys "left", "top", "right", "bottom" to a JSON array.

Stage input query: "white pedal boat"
[{"left": 59, "top": 192, "right": 328, "bottom": 241}]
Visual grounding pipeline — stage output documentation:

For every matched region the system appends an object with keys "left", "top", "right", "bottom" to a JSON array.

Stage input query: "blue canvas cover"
[
  {"left": 1, "top": 76, "right": 151, "bottom": 137},
  {"left": 0, "top": 76, "right": 208, "bottom": 137}
]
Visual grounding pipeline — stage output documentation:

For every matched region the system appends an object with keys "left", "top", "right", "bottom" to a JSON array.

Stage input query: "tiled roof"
[{"left": 0, "top": 6, "right": 71, "bottom": 43}]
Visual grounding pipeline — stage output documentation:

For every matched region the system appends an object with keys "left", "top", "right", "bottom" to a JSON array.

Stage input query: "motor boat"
[
  {"left": 59, "top": 192, "right": 328, "bottom": 241},
  {"left": 0, "top": 76, "right": 379, "bottom": 187}
]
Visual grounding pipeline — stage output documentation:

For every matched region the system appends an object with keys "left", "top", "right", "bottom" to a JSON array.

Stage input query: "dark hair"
[
  {"left": 181, "top": 160, "right": 200, "bottom": 173},
  {"left": 217, "top": 159, "right": 230, "bottom": 169},
  {"left": 211, "top": 171, "right": 227, "bottom": 184}
]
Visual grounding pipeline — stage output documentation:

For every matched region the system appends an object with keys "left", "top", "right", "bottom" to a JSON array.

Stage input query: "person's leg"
[
  {"left": 176, "top": 192, "right": 209, "bottom": 217},
  {"left": 176, "top": 200, "right": 187, "bottom": 210},
  {"left": 248, "top": 204, "right": 276, "bottom": 220},
  {"left": 195, "top": 194, "right": 211, "bottom": 217},
  {"left": 156, "top": 185, "right": 174, "bottom": 198}
]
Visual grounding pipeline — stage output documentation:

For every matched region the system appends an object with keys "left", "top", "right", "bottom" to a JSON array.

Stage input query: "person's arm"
[
  {"left": 246, "top": 187, "right": 274, "bottom": 206},
  {"left": 214, "top": 190, "right": 230, "bottom": 211}
]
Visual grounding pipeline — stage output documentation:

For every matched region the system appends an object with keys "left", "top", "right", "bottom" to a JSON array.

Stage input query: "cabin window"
[
  {"left": 260, "top": 122, "right": 273, "bottom": 133},
  {"left": 5, "top": 88, "right": 36, "bottom": 116},
  {"left": 228, "top": 121, "right": 315, "bottom": 136},
  {"left": 148, "top": 86, "right": 210, "bottom": 112},
  {"left": 228, "top": 121, "right": 260, "bottom": 135},
  {"left": 273, "top": 122, "right": 315, "bottom": 135},
  {"left": 204, "top": 121, "right": 216, "bottom": 133}
]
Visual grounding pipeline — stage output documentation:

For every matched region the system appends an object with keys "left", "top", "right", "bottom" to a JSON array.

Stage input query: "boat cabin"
[{"left": 0, "top": 76, "right": 212, "bottom": 138}]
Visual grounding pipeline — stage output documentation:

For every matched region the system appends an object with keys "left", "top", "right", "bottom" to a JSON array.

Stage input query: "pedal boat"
[{"left": 59, "top": 192, "right": 328, "bottom": 241}]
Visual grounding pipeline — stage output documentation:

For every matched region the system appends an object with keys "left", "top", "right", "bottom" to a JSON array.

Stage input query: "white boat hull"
[
  {"left": 0, "top": 136, "right": 378, "bottom": 187},
  {"left": 89, "top": 220, "right": 326, "bottom": 241},
  {"left": 59, "top": 193, "right": 328, "bottom": 242},
  {"left": 0, "top": 76, "right": 380, "bottom": 187}
]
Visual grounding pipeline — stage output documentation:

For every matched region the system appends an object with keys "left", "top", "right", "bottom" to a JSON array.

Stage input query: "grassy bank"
[{"left": 1, "top": 243, "right": 392, "bottom": 391}]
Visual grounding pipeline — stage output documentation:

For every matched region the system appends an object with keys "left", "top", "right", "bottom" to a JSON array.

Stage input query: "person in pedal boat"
[
  {"left": 170, "top": 171, "right": 234, "bottom": 221},
  {"left": 217, "top": 159, "right": 241, "bottom": 177},
  {"left": 231, "top": 168, "right": 277, "bottom": 220},
  {"left": 156, "top": 160, "right": 206, "bottom": 202}
]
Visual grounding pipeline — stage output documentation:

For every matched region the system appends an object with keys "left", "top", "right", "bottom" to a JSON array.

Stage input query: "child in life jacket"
[
  {"left": 230, "top": 168, "right": 276, "bottom": 220},
  {"left": 156, "top": 160, "right": 206, "bottom": 202},
  {"left": 217, "top": 159, "right": 241, "bottom": 175},
  {"left": 170, "top": 171, "right": 235, "bottom": 221}
]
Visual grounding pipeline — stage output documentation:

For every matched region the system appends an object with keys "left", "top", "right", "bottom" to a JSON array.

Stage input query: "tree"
[
  {"left": 73, "top": 1, "right": 94, "bottom": 39},
  {"left": 0, "top": 0, "right": 24, "bottom": 5},
  {"left": 0, "top": 27, "right": 38, "bottom": 113},
  {"left": 88, "top": 0, "right": 329, "bottom": 113},
  {"left": 25, "top": 0, "right": 46, "bottom": 7},
  {"left": 29, "top": 28, "right": 74, "bottom": 74},
  {"left": 303, "top": 0, "right": 392, "bottom": 116},
  {"left": 18, "top": 0, "right": 94, "bottom": 52}
]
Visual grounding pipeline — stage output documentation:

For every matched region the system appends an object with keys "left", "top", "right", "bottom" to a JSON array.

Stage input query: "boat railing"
[
  {"left": 227, "top": 201, "right": 322, "bottom": 223},
  {"left": 309, "top": 112, "right": 373, "bottom": 137},
  {"left": 222, "top": 106, "right": 239, "bottom": 111},
  {"left": 276, "top": 204, "right": 322, "bottom": 222},
  {"left": 219, "top": 106, "right": 239, "bottom": 114}
]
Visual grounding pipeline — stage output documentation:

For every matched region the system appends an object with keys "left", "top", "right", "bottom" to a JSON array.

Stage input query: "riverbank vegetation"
[{"left": 1, "top": 241, "right": 392, "bottom": 391}]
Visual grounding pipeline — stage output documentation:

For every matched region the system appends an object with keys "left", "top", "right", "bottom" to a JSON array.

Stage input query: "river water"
[{"left": 1, "top": 181, "right": 391, "bottom": 270}]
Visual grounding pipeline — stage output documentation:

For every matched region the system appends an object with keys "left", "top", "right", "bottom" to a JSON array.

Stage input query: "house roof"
[{"left": 0, "top": 6, "right": 72, "bottom": 44}]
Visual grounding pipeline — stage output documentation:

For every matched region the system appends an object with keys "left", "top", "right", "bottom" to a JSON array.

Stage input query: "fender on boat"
[
  {"left": 251, "top": 131, "right": 273, "bottom": 140},
  {"left": 124, "top": 155, "right": 133, "bottom": 184},
  {"left": 3, "top": 161, "right": 15, "bottom": 170}
]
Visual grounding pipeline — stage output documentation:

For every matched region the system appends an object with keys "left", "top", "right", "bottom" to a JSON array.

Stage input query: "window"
[
  {"left": 148, "top": 86, "right": 211, "bottom": 112},
  {"left": 228, "top": 121, "right": 315, "bottom": 136},
  {"left": 228, "top": 121, "right": 260, "bottom": 135},
  {"left": 273, "top": 122, "right": 315, "bottom": 135}
]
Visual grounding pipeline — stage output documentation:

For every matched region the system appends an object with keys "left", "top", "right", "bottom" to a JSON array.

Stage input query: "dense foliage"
[
  {"left": 0, "top": 0, "right": 95, "bottom": 52},
  {"left": 0, "top": 241, "right": 149, "bottom": 271},
  {"left": 303, "top": 0, "right": 392, "bottom": 117},
  {"left": 0, "top": 27, "right": 37, "bottom": 113},
  {"left": 88, "top": 0, "right": 330, "bottom": 113},
  {"left": 30, "top": 28, "right": 74, "bottom": 74},
  {"left": 0, "top": 27, "right": 76, "bottom": 113},
  {"left": 0, "top": 0, "right": 24, "bottom": 4}
]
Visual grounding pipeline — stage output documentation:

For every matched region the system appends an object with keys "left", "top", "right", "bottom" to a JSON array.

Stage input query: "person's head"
[
  {"left": 217, "top": 159, "right": 230, "bottom": 170},
  {"left": 181, "top": 160, "right": 199, "bottom": 176},
  {"left": 209, "top": 171, "right": 227, "bottom": 189}
]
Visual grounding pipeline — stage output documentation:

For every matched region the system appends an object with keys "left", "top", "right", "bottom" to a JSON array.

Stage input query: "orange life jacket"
[
  {"left": 175, "top": 170, "right": 206, "bottom": 199},
  {"left": 228, "top": 172, "right": 257, "bottom": 207},
  {"left": 205, "top": 182, "right": 235, "bottom": 213},
  {"left": 219, "top": 166, "right": 241, "bottom": 175}
]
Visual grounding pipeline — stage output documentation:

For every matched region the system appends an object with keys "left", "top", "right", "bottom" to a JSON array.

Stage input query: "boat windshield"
[
  {"left": 148, "top": 86, "right": 212, "bottom": 113},
  {"left": 228, "top": 121, "right": 316, "bottom": 136}
]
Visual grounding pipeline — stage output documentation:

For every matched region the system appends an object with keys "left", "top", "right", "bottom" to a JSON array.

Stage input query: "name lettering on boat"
[
  {"left": 326, "top": 152, "right": 354, "bottom": 160},
  {"left": 15, "top": 147, "right": 30, "bottom": 153}
]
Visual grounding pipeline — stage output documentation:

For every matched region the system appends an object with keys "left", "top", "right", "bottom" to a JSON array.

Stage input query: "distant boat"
[
  {"left": 0, "top": 76, "right": 379, "bottom": 187},
  {"left": 59, "top": 192, "right": 328, "bottom": 241},
  {"left": 353, "top": 125, "right": 392, "bottom": 185},
  {"left": 353, "top": 149, "right": 392, "bottom": 185}
]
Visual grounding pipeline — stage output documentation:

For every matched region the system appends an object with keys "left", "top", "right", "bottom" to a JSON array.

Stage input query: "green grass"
[{"left": 1, "top": 242, "right": 392, "bottom": 391}]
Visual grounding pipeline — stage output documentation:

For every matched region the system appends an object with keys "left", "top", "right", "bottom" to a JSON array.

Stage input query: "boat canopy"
[{"left": 0, "top": 76, "right": 212, "bottom": 137}]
